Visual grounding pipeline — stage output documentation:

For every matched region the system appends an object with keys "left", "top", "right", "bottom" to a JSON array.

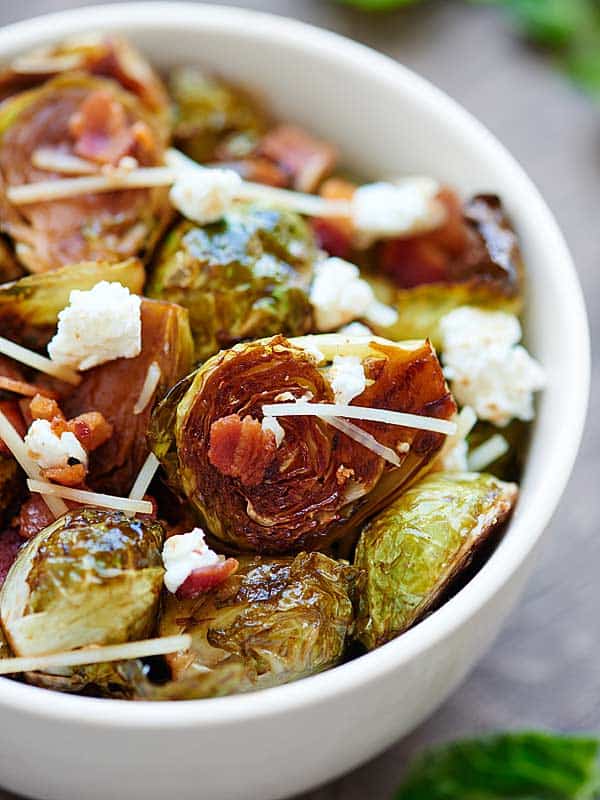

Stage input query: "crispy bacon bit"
[
  {"left": 69, "top": 89, "right": 140, "bottom": 166},
  {"left": 18, "top": 494, "right": 56, "bottom": 539},
  {"left": 257, "top": 124, "right": 337, "bottom": 192},
  {"left": 0, "top": 529, "right": 22, "bottom": 585},
  {"left": 208, "top": 414, "right": 277, "bottom": 487},
  {"left": 0, "top": 400, "right": 26, "bottom": 456},
  {"left": 176, "top": 557, "right": 239, "bottom": 600},
  {"left": 30, "top": 394, "right": 64, "bottom": 422},
  {"left": 67, "top": 412, "right": 113, "bottom": 452},
  {"left": 312, "top": 177, "right": 356, "bottom": 258},
  {"left": 41, "top": 463, "right": 86, "bottom": 487},
  {"left": 336, "top": 465, "right": 355, "bottom": 486}
]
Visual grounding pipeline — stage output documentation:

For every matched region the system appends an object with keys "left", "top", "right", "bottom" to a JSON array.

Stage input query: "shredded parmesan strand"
[
  {"left": 239, "top": 181, "right": 351, "bottom": 217},
  {"left": 27, "top": 479, "right": 153, "bottom": 516},
  {"left": 6, "top": 167, "right": 176, "bottom": 205},
  {"left": 31, "top": 148, "right": 100, "bottom": 176},
  {"left": 324, "top": 417, "right": 405, "bottom": 467},
  {"left": 0, "top": 411, "right": 67, "bottom": 517},
  {"left": 128, "top": 452, "right": 160, "bottom": 503},
  {"left": 133, "top": 362, "right": 161, "bottom": 415},
  {"left": 0, "top": 635, "right": 192, "bottom": 675},
  {"left": 468, "top": 434, "right": 510, "bottom": 472},
  {"left": 0, "top": 336, "right": 80, "bottom": 385},
  {"left": 262, "top": 402, "right": 457, "bottom": 436}
]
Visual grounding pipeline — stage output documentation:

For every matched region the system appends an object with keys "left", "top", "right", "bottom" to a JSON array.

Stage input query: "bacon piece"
[
  {"left": 257, "top": 124, "right": 337, "bottom": 192},
  {"left": 208, "top": 414, "right": 277, "bottom": 487},
  {"left": 66, "top": 412, "right": 113, "bottom": 452},
  {"left": 41, "top": 463, "right": 86, "bottom": 487},
  {"left": 0, "top": 529, "right": 22, "bottom": 585},
  {"left": 69, "top": 89, "right": 136, "bottom": 165},
  {"left": 176, "top": 557, "right": 239, "bottom": 600},
  {"left": 30, "top": 394, "right": 64, "bottom": 422},
  {"left": 0, "top": 400, "right": 26, "bottom": 456},
  {"left": 312, "top": 177, "right": 356, "bottom": 259}
]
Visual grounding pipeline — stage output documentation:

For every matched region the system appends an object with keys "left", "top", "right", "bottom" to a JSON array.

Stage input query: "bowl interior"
[{"left": 0, "top": 2, "right": 589, "bottom": 722}]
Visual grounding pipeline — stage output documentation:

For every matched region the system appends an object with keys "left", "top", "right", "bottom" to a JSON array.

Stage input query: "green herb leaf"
[
  {"left": 394, "top": 732, "right": 600, "bottom": 800},
  {"left": 335, "top": 0, "right": 420, "bottom": 10}
]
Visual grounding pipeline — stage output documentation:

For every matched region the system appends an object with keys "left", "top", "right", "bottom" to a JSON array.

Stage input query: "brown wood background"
[{"left": 0, "top": 1, "right": 597, "bottom": 798}]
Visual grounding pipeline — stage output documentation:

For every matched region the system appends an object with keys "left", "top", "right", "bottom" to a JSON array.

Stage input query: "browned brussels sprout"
[
  {"left": 0, "top": 508, "right": 164, "bottom": 693},
  {"left": 128, "top": 551, "right": 356, "bottom": 699},
  {"left": 0, "top": 258, "right": 144, "bottom": 350},
  {"left": 62, "top": 298, "right": 194, "bottom": 495},
  {"left": 0, "top": 73, "right": 172, "bottom": 273},
  {"left": 365, "top": 194, "right": 524, "bottom": 347},
  {"left": 170, "top": 67, "right": 268, "bottom": 164},
  {"left": 0, "top": 34, "right": 171, "bottom": 134},
  {"left": 354, "top": 472, "right": 518, "bottom": 650},
  {"left": 149, "top": 333, "right": 456, "bottom": 553},
  {"left": 147, "top": 204, "right": 316, "bottom": 360}
]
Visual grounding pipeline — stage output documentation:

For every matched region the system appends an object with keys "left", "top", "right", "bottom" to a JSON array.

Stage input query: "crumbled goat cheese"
[
  {"left": 352, "top": 178, "right": 443, "bottom": 243},
  {"left": 328, "top": 355, "right": 366, "bottom": 405},
  {"left": 162, "top": 528, "right": 221, "bottom": 594},
  {"left": 170, "top": 167, "right": 242, "bottom": 225},
  {"left": 48, "top": 281, "right": 141, "bottom": 371},
  {"left": 440, "top": 307, "right": 545, "bottom": 427},
  {"left": 25, "top": 419, "right": 88, "bottom": 471},
  {"left": 310, "top": 257, "right": 397, "bottom": 331},
  {"left": 440, "top": 438, "right": 469, "bottom": 472},
  {"left": 338, "top": 321, "right": 373, "bottom": 337},
  {"left": 262, "top": 416, "right": 285, "bottom": 447}
]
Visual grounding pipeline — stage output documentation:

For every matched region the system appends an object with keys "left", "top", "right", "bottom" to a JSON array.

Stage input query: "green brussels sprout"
[
  {"left": 62, "top": 298, "right": 194, "bottom": 495},
  {"left": 366, "top": 195, "right": 524, "bottom": 347},
  {"left": 354, "top": 472, "right": 518, "bottom": 649},
  {"left": 128, "top": 551, "right": 356, "bottom": 700},
  {"left": 149, "top": 333, "right": 456, "bottom": 553},
  {"left": 147, "top": 204, "right": 316, "bottom": 360},
  {"left": 0, "top": 74, "right": 172, "bottom": 273},
  {"left": 0, "top": 257, "right": 145, "bottom": 350},
  {"left": 0, "top": 508, "right": 164, "bottom": 693},
  {"left": 170, "top": 67, "right": 268, "bottom": 163}
]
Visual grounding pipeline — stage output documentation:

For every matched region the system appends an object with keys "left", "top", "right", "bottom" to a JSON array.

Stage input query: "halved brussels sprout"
[
  {"left": 354, "top": 472, "right": 518, "bottom": 649},
  {"left": 170, "top": 67, "right": 268, "bottom": 164},
  {"left": 62, "top": 298, "right": 194, "bottom": 495},
  {"left": 0, "top": 34, "right": 171, "bottom": 134},
  {"left": 0, "top": 74, "right": 171, "bottom": 272},
  {"left": 0, "top": 257, "right": 144, "bottom": 350},
  {"left": 366, "top": 195, "right": 523, "bottom": 347},
  {"left": 128, "top": 551, "right": 356, "bottom": 700},
  {"left": 0, "top": 508, "right": 164, "bottom": 693},
  {"left": 147, "top": 204, "right": 316, "bottom": 361},
  {"left": 149, "top": 333, "right": 456, "bottom": 553}
]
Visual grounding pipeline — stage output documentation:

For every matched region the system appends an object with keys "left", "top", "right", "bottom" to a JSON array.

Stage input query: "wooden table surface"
[{"left": 0, "top": 1, "right": 597, "bottom": 798}]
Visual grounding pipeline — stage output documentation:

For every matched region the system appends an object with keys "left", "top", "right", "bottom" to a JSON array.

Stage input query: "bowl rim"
[{"left": 0, "top": 1, "right": 590, "bottom": 728}]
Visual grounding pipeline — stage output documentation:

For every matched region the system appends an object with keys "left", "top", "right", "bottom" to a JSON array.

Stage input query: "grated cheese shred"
[
  {"left": 128, "top": 452, "right": 161, "bottom": 503},
  {"left": 27, "top": 479, "right": 153, "bottom": 516},
  {"left": 133, "top": 362, "right": 161, "bottom": 415},
  {"left": 468, "top": 434, "right": 510, "bottom": 472},
  {"left": 0, "top": 336, "right": 80, "bottom": 385},
  {"left": 324, "top": 416, "right": 406, "bottom": 467}
]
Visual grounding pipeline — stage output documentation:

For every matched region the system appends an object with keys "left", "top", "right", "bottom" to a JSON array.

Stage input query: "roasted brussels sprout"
[
  {"left": 0, "top": 34, "right": 171, "bottom": 133},
  {"left": 0, "top": 508, "right": 164, "bottom": 692},
  {"left": 170, "top": 67, "right": 268, "bottom": 164},
  {"left": 147, "top": 204, "right": 316, "bottom": 360},
  {"left": 60, "top": 298, "right": 193, "bottom": 495},
  {"left": 0, "top": 74, "right": 171, "bottom": 272},
  {"left": 129, "top": 551, "right": 356, "bottom": 699},
  {"left": 354, "top": 472, "right": 518, "bottom": 649},
  {"left": 366, "top": 195, "right": 523, "bottom": 347},
  {"left": 0, "top": 257, "right": 144, "bottom": 350},
  {"left": 149, "top": 333, "right": 456, "bottom": 553}
]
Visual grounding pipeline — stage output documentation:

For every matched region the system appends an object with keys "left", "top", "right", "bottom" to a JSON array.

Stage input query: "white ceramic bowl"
[{"left": 0, "top": 4, "right": 590, "bottom": 800}]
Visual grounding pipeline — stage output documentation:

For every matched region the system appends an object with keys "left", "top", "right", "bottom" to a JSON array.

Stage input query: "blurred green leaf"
[{"left": 394, "top": 732, "right": 600, "bottom": 800}]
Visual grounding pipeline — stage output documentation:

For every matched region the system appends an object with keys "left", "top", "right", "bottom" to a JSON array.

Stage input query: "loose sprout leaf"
[{"left": 394, "top": 732, "right": 600, "bottom": 800}]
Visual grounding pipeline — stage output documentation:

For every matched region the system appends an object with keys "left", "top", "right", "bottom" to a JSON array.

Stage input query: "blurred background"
[{"left": 0, "top": 1, "right": 597, "bottom": 798}]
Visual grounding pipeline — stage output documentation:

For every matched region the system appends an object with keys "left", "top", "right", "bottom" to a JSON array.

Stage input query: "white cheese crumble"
[
  {"left": 440, "top": 307, "right": 545, "bottom": 427},
  {"left": 328, "top": 355, "right": 366, "bottom": 405},
  {"left": 169, "top": 167, "right": 242, "bottom": 225},
  {"left": 262, "top": 415, "right": 285, "bottom": 447},
  {"left": 338, "top": 321, "right": 373, "bottom": 337},
  {"left": 352, "top": 177, "right": 444, "bottom": 244},
  {"left": 309, "top": 257, "right": 398, "bottom": 331},
  {"left": 162, "top": 528, "right": 221, "bottom": 595},
  {"left": 48, "top": 281, "right": 142, "bottom": 371},
  {"left": 25, "top": 419, "right": 88, "bottom": 471}
]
